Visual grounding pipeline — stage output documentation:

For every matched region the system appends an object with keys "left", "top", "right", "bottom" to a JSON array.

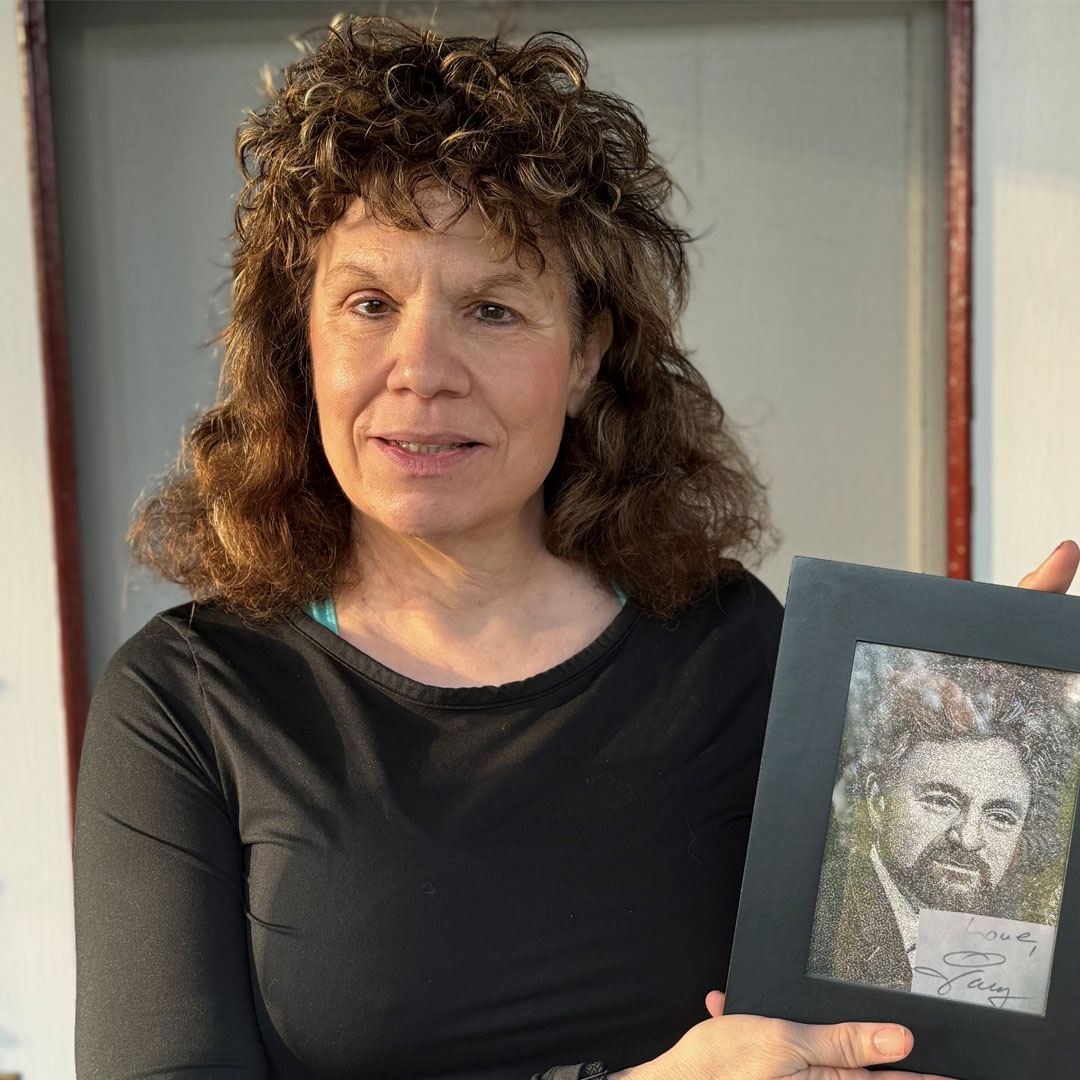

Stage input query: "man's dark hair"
[{"left": 862, "top": 660, "right": 1072, "bottom": 871}]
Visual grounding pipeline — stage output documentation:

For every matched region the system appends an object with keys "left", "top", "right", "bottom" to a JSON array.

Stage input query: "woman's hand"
[
  {"left": 608, "top": 992, "right": 953, "bottom": 1080},
  {"left": 1017, "top": 540, "right": 1079, "bottom": 592}
]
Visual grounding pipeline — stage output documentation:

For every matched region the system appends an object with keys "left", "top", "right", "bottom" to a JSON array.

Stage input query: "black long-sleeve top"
[{"left": 73, "top": 571, "right": 783, "bottom": 1079}]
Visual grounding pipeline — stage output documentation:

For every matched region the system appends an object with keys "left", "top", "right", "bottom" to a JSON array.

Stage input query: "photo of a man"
[{"left": 808, "top": 646, "right": 1080, "bottom": 994}]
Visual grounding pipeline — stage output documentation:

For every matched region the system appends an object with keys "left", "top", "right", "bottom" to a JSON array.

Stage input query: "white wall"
[
  {"left": 972, "top": 0, "right": 1080, "bottom": 591},
  {"left": 0, "top": 2, "right": 77, "bottom": 1077}
]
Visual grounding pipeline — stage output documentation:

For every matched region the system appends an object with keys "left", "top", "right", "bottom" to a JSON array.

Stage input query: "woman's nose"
[{"left": 385, "top": 308, "right": 470, "bottom": 398}]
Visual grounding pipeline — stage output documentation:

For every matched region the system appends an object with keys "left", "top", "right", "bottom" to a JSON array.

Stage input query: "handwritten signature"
[
  {"left": 913, "top": 951, "right": 1030, "bottom": 1009},
  {"left": 962, "top": 915, "right": 1039, "bottom": 958}
]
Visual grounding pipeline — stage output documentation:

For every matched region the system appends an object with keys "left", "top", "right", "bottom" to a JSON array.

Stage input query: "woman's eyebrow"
[
  {"left": 321, "top": 262, "right": 547, "bottom": 298},
  {"left": 322, "top": 259, "right": 383, "bottom": 285},
  {"left": 469, "top": 271, "right": 542, "bottom": 295}
]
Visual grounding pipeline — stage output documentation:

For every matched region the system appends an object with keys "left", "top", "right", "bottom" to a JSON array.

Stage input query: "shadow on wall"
[{"left": 0, "top": 882, "right": 19, "bottom": 1057}]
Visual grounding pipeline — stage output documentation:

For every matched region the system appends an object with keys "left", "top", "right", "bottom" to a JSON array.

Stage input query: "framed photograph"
[{"left": 724, "top": 558, "right": 1080, "bottom": 1080}]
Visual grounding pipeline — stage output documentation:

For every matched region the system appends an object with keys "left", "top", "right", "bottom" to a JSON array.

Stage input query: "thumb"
[
  {"left": 792, "top": 1021, "right": 913, "bottom": 1071},
  {"left": 704, "top": 990, "right": 725, "bottom": 1018},
  {"left": 1017, "top": 539, "right": 1079, "bottom": 593}
]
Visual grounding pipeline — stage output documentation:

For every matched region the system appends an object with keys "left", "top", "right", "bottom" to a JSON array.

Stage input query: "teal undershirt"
[
  {"left": 307, "top": 594, "right": 340, "bottom": 635},
  {"left": 306, "top": 582, "right": 627, "bottom": 636}
]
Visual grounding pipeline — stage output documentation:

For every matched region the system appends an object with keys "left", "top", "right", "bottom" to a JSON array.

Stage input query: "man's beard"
[{"left": 887, "top": 834, "right": 997, "bottom": 915}]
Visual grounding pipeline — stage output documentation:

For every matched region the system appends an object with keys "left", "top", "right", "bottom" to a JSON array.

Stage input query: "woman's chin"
[
  {"left": 353, "top": 503, "right": 491, "bottom": 545},
  {"left": 350, "top": 486, "right": 545, "bottom": 548}
]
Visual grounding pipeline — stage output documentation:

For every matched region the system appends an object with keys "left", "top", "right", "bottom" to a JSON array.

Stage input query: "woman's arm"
[{"left": 74, "top": 621, "right": 269, "bottom": 1078}]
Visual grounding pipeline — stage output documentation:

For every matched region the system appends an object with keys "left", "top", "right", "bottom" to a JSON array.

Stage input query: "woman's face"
[{"left": 308, "top": 192, "right": 610, "bottom": 548}]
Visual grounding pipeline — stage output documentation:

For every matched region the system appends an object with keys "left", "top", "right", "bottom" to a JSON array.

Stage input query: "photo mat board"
[{"left": 724, "top": 558, "right": 1080, "bottom": 1080}]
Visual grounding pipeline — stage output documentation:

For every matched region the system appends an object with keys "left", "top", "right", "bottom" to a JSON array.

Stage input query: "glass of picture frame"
[{"left": 725, "top": 557, "right": 1080, "bottom": 1080}]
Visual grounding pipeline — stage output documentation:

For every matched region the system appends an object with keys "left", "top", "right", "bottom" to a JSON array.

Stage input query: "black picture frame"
[{"left": 724, "top": 557, "right": 1080, "bottom": 1080}]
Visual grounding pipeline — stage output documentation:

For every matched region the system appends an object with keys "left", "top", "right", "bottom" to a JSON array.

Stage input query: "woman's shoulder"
[
  {"left": 103, "top": 599, "right": 304, "bottom": 673},
  {"left": 99, "top": 601, "right": 253, "bottom": 681},
  {"left": 646, "top": 564, "right": 785, "bottom": 678},
  {"left": 84, "top": 602, "right": 314, "bottom": 804},
  {"left": 673, "top": 564, "right": 784, "bottom": 633},
  {"left": 90, "top": 600, "right": 309, "bottom": 729},
  {"left": 94, "top": 602, "right": 200, "bottom": 698}
]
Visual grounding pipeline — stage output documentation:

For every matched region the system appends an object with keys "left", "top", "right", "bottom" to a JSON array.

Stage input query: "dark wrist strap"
[{"left": 531, "top": 1062, "right": 608, "bottom": 1080}]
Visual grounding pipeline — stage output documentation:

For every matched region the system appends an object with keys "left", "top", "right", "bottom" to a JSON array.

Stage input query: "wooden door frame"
[
  {"left": 946, "top": 0, "right": 974, "bottom": 580},
  {"left": 17, "top": 0, "right": 977, "bottom": 836},
  {"left": 18, "top": 0, "right": 87, "bottom": 840}
]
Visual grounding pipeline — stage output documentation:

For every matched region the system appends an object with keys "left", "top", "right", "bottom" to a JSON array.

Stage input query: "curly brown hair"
[
  {"left": 129, "top": 14, "right": 772, "bottom": 620},
  {"left": 858, "top": 659, "right": 1079, "bottom": 875}
]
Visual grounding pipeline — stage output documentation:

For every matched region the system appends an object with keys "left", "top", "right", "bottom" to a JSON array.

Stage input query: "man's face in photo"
[{"left": 870, "top": 736, "right": 1033, "bottom": 914}]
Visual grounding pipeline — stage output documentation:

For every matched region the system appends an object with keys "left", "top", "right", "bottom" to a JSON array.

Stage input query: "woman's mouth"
[
  {"left": 372, "top": 436, "right": 485, "bottom": 473},
  {"left": 384, "top": 439, "right": 479, "bottom": 455}
]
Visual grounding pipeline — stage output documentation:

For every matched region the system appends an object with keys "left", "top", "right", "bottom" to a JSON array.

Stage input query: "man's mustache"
[{"left": 918, "top": 835, "right": 992, "bottom": 879}]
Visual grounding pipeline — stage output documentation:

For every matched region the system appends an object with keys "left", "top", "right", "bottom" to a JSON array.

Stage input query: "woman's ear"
[{"left": 566, "top": 309, "right": 613, "bottom": 418}]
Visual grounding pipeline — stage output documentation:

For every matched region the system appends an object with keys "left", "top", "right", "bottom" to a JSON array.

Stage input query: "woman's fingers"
[
  {"left": 789, "top": 1020, "right": 913, "bottom": 1071},
  {"left": 704, "top": 990, "right": 725, "bottom": 1018},
  {"left": 655, "top": 1011, "right": 951, "bottom": 1080},
  {"left": 1017, "top": 539, "right": 1079, "bottom": 592},
  {"left": 849, "top": 1073, "right": 956, "bottom": 1080},
  {"left": 803, "top": 1072, "right": 954, "bottom": 1080}
]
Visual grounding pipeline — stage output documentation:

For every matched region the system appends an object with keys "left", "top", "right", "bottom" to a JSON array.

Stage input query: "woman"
[{"left": 73, "top": 15, "right": 1077, "bottom": 1080}]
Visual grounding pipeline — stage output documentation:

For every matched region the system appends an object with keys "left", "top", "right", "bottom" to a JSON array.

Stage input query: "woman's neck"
[{"left": 331, "top": 518, "right": 623, "bottom": 687}]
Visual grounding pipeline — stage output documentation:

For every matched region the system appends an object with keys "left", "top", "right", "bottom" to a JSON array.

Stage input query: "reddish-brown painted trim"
[
  {"left": 17, "top": 0, "right": 89, "bottom": 841},
  {"left": 946, "top": 0, "right": 974, "bottom": 579}
]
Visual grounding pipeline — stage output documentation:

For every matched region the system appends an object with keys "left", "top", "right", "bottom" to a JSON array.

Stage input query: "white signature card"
[{"left": 910, "top": 909, "right": 1055, "bottom": 1015}]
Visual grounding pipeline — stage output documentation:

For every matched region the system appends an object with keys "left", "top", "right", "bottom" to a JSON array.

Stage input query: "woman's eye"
[
  {"left": 475, "top": 303, "right": 515, "bottom": 324},
  {"left": 353, "top": 299, "right": 390, "bottom": 317}
]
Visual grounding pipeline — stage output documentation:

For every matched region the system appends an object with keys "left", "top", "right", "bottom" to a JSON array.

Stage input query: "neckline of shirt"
[{"left": 285, "top": 599, "right": 642, "bottom": 710}]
